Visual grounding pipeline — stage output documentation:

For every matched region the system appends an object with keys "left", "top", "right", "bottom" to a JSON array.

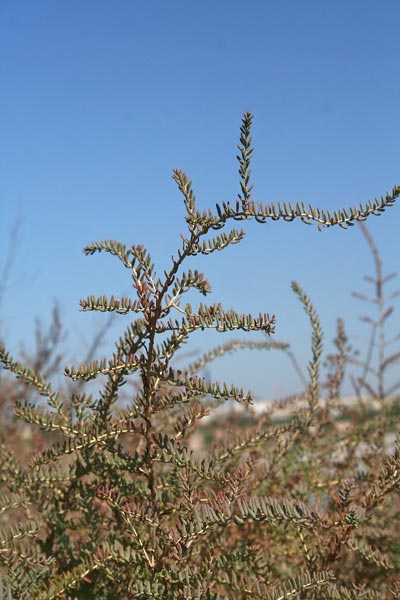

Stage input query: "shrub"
[{"left": 0, "top": 114, "right": 400, "bottom": 599}]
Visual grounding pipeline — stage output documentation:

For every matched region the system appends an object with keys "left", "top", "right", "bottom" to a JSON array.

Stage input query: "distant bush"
[{"left": 1, "top": 114, "right": 400, "bottom": 599}]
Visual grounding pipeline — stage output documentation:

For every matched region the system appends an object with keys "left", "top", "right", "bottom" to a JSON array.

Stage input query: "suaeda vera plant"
[{"left": 0, "top": 114, "right": 400, "bottom": 599}]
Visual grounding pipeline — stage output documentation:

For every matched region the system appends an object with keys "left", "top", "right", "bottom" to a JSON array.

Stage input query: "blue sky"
[{"left": 1, "top": 1, "right": 399, "bottom": 400}]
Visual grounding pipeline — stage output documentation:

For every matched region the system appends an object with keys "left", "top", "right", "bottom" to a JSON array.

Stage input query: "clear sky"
[{"left": 1, "top": 1, "right": 399, "bottom": 401}]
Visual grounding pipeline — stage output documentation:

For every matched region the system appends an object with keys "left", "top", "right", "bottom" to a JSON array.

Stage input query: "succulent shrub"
[{"left": 0, "top": 114, "right": 400, "bottom": 599}]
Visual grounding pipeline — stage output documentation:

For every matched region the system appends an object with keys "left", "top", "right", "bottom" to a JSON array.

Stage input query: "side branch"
[{"left": 215, "top": 185, "right": 400, "bottom": 230}]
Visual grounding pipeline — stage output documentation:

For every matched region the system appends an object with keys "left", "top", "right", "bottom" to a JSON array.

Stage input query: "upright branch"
[
  {"left": 291, "top": 281, "right": 323, "bottom": 412},
  {"left": 237, "top": 111, "right": 254, "bottom": 211}
]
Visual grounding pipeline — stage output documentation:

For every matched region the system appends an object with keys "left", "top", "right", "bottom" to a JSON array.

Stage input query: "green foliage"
[{"left": 0, "top": 113, "right": 400, "bottom": 598}]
